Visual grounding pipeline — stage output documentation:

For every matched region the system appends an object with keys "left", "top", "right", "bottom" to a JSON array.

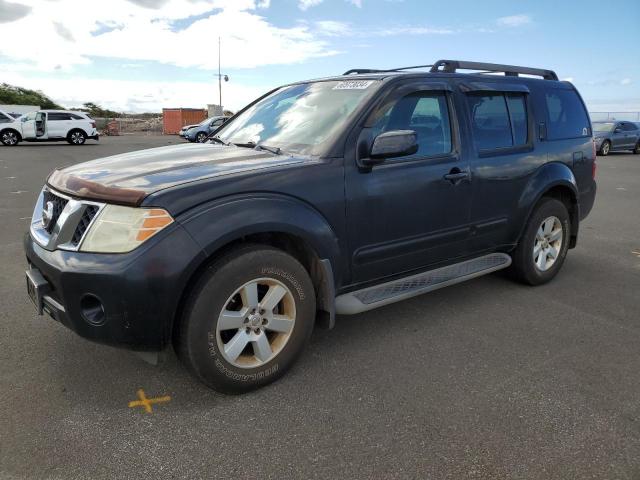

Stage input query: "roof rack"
[
  {"left": 343, "top": 64, "right": 433, "bottom": 75},
  {"left": 430, "top": 60, "right": 558, "bottom": 81},
  {"left": 342, "top": 60, "right": 558, "bottom": 81}
]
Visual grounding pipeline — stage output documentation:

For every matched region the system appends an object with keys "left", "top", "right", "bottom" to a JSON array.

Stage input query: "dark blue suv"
[{"left": 24, "top": 60, "right": 597, "bottom": 393}]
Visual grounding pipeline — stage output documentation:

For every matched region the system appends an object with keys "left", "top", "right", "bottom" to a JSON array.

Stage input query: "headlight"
[{"left": 80, "top": 205, "right": 174, "bottom": 253}]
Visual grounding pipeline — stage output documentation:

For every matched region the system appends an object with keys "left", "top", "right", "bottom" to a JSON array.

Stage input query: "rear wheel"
[
  {"left": 1, "top": 129, "right": 20, "bottom": 146},
  {"left": 67, "top": 129, "right": 86, "bottom": 145},
  {"left": 599, "top": 140, "right": 610, "bottom": 156},
  {"left": 509, "top": 198, "right": 570, "bottom": 286},
  {"left": 633, "top": 141, "right": 640, "bottom": 154},
  {"left": 175, "top": 245, "right": 316, "bottom": 394}
]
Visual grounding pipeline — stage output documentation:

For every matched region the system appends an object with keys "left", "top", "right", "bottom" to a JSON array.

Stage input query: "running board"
[{"left": 335, "top": 253, "right": 511, "bottom": 315}]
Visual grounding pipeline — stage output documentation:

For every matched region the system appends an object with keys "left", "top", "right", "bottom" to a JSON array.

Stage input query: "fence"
[
  {"left": 589, "top": 112, "right": 640, "bottom": 122},
  {"left": 93, "top": 117, "right": 163, "bottom": 135}
]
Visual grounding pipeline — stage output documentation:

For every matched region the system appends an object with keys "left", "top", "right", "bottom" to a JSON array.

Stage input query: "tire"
[
  {"left": 509, "top": 197, "right": 571, "bottom": 286},
  {"left": 196, "top": 131, "right": 207, "bottom": 143},
  {"left": 175, "top": 245, "right": 316, "bottom": 394},
  {"left": 67, "top": 129, "right": 86, "bottom": 145},
  {"left": 1, "top": 129, "right": 20, "bottom": 146},
  {"left": 633, "top": 141, "right": 640, "bottom": 155},
  {"left": 599, "top": 140, "right": 610, "bottom": 156}
]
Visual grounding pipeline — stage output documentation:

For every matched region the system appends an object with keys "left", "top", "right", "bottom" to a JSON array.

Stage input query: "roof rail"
[
  {"left": 343, "top": 64, "right": 433, "bottom": 75},
  {"left": 429, "top": 59, "right": 558, "bottom": 81}
]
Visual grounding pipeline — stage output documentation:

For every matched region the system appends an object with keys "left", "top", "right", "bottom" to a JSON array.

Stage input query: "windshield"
[
  {"left": 216, "top": 80, "right": 379, "bottom": 154},
  {"left": 593, "top": 122, "right": 615, "bottom": 133}
]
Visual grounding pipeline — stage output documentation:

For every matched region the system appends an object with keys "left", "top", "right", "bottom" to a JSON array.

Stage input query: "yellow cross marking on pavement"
[
  {"left": 632, "top": 249, "right": 640, "bottom": 258},
  {"left": 128, "top": 389, "right": 171, "bottom": 413}
]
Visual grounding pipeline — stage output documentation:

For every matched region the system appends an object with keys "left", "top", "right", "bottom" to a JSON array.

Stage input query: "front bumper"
[{"left": 23, "top": 224, "right": 206, "bottom": 351}]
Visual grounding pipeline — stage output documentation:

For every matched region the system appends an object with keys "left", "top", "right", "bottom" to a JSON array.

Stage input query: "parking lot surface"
[{"left": 1, "top": 136, "right": 639, "bottom": 479}]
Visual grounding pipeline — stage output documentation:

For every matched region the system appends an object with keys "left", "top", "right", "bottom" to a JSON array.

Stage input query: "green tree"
[{"left": 0, "top": 83, "right": 63, "bottom": 109}]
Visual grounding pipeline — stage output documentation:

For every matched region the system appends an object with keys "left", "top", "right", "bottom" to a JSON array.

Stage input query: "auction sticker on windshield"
[{"left": 333, "top": 80, "right": 375, "bottom": 90}]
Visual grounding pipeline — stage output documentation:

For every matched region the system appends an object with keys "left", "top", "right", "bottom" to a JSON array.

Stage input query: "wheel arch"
[
  {"left": 170, "top": 194, "right": 342, "bottom": 343},
  {"left": 66, "top": 127, "right": 88, "bottom": 139},
  {"left": 515, "top": 162, "right": 580, "bottom": 249},
  {"left": 1, "top": 127, "right": 22, "bottom": 142}
]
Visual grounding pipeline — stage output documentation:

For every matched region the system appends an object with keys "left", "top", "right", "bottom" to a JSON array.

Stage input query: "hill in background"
[{"left": 0, "top": 83, "right": 63, "bottom": 110}]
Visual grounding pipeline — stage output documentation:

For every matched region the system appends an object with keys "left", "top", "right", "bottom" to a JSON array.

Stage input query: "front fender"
[
  {"left": 511, "top": 162, "right": 579, "bottom": 243},
  {"left": 178, "top": 193, "right": 342, "bottom": 282}
]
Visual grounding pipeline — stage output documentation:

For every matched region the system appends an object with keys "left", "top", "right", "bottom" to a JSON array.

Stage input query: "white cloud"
[
  {"left": 562, "top": 77, "right": 574, "bottom": 82},
  {"left": 299, "top": 0, "right": 324, "bottom": 10},
  {"left": 346, "top": 0, "right": 362, "bottom": 6},
  {"left": 496, "top": 14, "right": 532, "bottom": 28},
  {"left": 314, "top": 20, "right": 352, "bottom": 37},
  {"left": 0, "top": 0, "right": 337, "bottom": 71},
  {"left": 620, "top": 78, "right": 632, "bottom": 85},
  {"left": 3, "top": 70, "right": 272, "bottom": 113}
]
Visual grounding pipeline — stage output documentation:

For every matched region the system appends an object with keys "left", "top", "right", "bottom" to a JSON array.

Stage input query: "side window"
[
  {"left": 0, "top": 113, "right": 10, "bottom": 124},
  {"left": 545, "top": 89, "right": 590, "bottom": 139},
  {"left": 70, "top": 113, "right": 84, "bottom": 120},
  {"left": 48, "top": 113, "right": 70, "bottom": 121},
  {"left": 467, "top": 93, "right": 528, "bottom": 151},
  {"left": 370, "top": 91, "right": 452, "bottom": 159},
  {"left": 623, "top": 122, "right": 638, "bottom": 132},
  {"left": 212, "top": 119, "right": 223, "bottom": 127}
]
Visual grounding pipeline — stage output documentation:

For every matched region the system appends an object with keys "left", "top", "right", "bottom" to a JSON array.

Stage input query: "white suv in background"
[{"left": 0, "top": 110, "right": 99, "bottom": 146}]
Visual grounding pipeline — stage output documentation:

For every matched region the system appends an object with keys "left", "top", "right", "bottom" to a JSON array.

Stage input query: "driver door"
[{"left": 345, "top": 84, "right": 472, "bottom": 284}]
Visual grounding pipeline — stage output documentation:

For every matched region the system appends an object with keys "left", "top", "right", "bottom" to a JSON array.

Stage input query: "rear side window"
[
  {"left": 622, "top": 122, "right": 638, "bottom": 131},
  {"left": 70, "top": 113, "right": 84, "bottom": 120},
  {"left": 467, "top": 93, "right": 529, "bottom": 151},
  {"left": 48, "top": 112, "right": 72, "bottom": 121},
  {"left": 545, "top": 89, "right": 590, "bottom": 139}
]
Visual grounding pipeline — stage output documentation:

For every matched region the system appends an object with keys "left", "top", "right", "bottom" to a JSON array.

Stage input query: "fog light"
[{"left": 80, "top": 294, "right": 105, "bottom": 325}]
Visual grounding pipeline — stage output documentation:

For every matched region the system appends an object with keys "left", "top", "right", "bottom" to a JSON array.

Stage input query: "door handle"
[{"left": 443, "top": 168, "right": 469, "bottom": 184}]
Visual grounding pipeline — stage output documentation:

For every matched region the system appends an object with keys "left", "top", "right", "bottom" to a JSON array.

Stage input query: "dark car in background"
[
  {"left": 24, "top": 60, "right": 596, "bottom": 394},
  {"left": 183, "top": 116, "right": 227, "bottom": 143},
  {"left": 593, "top": 120, "right": 640, "bottom": 155}
]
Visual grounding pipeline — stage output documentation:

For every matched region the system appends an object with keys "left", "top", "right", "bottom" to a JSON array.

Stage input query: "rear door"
[
  {"left": 345, "top": 81, "right": 472, "bottom": 284},
  {"left": 46, "top": 112, "right": 69, "bottom": 138},
  {"left": 463, "top": 83, "right": 539, "bottom": 251},
  {"left": 621, "top": 122, "right": 640, "bottom": 148}
]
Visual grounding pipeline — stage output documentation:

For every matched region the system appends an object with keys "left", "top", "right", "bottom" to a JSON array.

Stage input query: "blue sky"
[{"left": 1, "top": 0, "right": 638, "bottom": 113}]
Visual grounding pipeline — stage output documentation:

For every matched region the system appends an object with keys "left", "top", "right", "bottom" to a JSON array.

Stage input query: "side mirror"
[
  {"left": 614, "top": 127, "right": 622, "bottom": 133},
  {"left": 365, "top": 130, "right": 418, "bottom": 166}
]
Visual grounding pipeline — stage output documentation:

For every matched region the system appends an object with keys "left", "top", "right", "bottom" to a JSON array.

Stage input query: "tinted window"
[
  {"left": 0, "top": 113, "right": 11, "bottom": 123},
  {"left": 468, "top": 94, "right": 513, "bottom": 150},
  {"left": 70, "top": 113, "right": 84, "bottom": 120},
  {"left": 371, "top": 91, "right": 452, "bottom": 158},
  {"left": 622, "top": 122, "right": 638, "bottom": 131},
  {"left": 545, "top": 89, "right": 590, "bottom": 139},
  {"left": 506, "top": 94, "right": 527, "bottom": 145},
  {"left": 48, "top": 112, "right": 71, "bottom": 121}
]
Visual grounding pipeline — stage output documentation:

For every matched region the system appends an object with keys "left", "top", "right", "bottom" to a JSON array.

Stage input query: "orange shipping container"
[{"left": 162, "top": 108, "right": 207, "bottom": 135}]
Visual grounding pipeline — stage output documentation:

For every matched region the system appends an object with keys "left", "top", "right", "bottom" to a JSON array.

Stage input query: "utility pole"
[{"left": 216, "top": 36, "right": 229, "bottom": 114}]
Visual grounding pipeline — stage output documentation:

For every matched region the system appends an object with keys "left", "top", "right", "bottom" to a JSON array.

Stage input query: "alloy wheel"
[
  {"left": 533, "top": 216, "right": 563, "bottom": 272},
  {"left": 2, "top": 131, "right": 18, "bottom": 145},
  {"left": 216, "top": 277, "right": 296, "bottom": 368}
]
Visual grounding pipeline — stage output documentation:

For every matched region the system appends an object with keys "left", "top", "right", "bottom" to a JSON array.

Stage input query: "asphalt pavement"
[{"left": 1, "top": 136, "right": 639, "bottom": 479}]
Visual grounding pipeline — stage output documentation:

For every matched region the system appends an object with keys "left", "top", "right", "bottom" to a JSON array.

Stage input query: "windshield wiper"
[
  {"left": 233, "top": 141, "right": 282, "bottom": 155},
  {"left": 254, "top": 143, "right": 281, "bottom": 155},
  {"left": 209, "top": 136, "right": 230, "bottom": 146}
]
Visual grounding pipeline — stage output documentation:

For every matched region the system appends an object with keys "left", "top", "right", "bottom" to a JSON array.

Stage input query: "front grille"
[
  {"left": 70, "top": 205, "right": 99, "bottom": 246},
  {"left": 42, "top": 190, "right": 68, "bottom": 233}
]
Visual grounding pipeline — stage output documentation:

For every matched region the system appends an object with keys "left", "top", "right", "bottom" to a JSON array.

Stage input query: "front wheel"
[
  {"left": 175, "top": 245, "right": 316, "bottom": 394},
  {"left": 1, "top": 130, "right": 20, "bottom": 146},
  {"left": 196, "top": 132, "right": 207, "bottom": 143},
  {"left": 509, "top": 198, "right": 570, "bottom": 286},
  {"left": 67, "top": 130, "right": 86, "bottom": 145},
  {"left": 599, "top": 140, "right": 610, "bottom": 156}
]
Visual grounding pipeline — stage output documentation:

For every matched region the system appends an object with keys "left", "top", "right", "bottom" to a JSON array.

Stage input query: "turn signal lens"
[{"left": 80, "top": 205, "right": 174, "bottom": 253}]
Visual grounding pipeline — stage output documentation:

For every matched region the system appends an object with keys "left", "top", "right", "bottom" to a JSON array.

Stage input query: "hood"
[
  {"left": 181, "top": 124, "right": 198, "bottom": 131},
  {"left": 47, "top": 143, "right": 308, "bottom": 206}
]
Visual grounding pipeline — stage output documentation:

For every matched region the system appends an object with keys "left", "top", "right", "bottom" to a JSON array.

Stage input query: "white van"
[{"left": 0, "top": 110, "right": 99, "bottom": 146}]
